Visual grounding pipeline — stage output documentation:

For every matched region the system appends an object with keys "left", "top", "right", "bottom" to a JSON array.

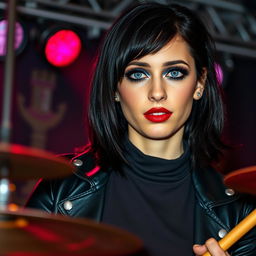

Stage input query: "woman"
[{"left": 26, "top": 3, "right": 256, "bottom": 256}]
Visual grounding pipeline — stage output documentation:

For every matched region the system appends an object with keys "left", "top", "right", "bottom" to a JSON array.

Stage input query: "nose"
[{"left": 148, "top": 78, "right": 167, "bottom": 102}]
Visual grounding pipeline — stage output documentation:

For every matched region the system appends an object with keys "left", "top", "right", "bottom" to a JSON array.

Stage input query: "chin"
[
  {"left": 142, "top": 125, "right": 184, "bottom": 141},
  {"left": 143, "top": 130, "right": 176, "bottom": 140}
]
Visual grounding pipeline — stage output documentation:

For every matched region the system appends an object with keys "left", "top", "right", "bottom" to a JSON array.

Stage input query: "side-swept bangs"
[{"left": 112, "top": 7, "right": 178, "bottom": 82}]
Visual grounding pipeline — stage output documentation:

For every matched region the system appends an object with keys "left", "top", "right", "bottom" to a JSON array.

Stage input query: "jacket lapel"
[{"left": 192, "top": 167, "right": 238, "bottom": 244}]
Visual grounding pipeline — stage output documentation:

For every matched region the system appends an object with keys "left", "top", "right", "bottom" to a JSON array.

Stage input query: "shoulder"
[
  {"left": 192, "top": 166, "right": 255, "bottom": 209},
  {"left": 192, "top": 166, "right": 232, "bottom": 202},
  {"left": 26, "top": 146, "right": 109, "bottom": 210},
  {"left": 56, "top": 145, "right": 109, "bottom": 189},
  {"left": 193, "top": 166, "right": 255, "bottom": 220}
]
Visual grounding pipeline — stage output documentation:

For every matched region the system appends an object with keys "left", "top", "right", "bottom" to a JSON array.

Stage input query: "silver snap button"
[
  {"left": 218, "top": 229, "right": 227, "bottom": 238},
  {"left": 63, "top": 201, "right": 73, "bottom": 211},
  {"left": 73, "top": 159, "right": 83, "bottom": 167},
  {"left": 225, "top": 188, "right": 235, "bottom": 196}
]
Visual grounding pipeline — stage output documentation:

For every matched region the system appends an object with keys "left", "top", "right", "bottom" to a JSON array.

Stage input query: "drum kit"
[
  {"left": 0, "top": 1, "right": 255, "bottom": 256},
  {"left": 0, "top": 147, "right": 143, "bottom": 256}
]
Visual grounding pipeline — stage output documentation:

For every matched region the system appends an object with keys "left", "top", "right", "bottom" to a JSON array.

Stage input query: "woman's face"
[{"left": 116, "top": 36, "right": 205, "bottom": 150}]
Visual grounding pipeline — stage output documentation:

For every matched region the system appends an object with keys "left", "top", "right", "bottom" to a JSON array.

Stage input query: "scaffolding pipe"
[{"left": 0, "top": 0, "right": 17, "bottom": 144}]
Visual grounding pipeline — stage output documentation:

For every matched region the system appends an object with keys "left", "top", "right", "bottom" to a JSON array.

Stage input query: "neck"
[{"left": 128, "top": 131, "right": 184, "bottom": 160}]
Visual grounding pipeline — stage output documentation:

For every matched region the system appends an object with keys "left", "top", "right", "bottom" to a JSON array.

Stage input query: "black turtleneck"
[{"left": 102, "top": 138, "right": 195, "bottom": 256}]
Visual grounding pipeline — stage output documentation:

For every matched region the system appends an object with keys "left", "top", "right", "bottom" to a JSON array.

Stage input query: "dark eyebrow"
[
  {"left": 127, "top": 60, "right": 190, "bottom": 68},
  {"left": 127, "top": 61, "right": 150, "bottom": 67},
  {"left": 163, "top": 60, "right": 190, "bottom": 67}
]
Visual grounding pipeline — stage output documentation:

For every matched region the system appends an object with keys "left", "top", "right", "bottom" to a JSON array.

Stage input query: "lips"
[{"left": 144, "top": 107, "right": 172, "bottom": 123}]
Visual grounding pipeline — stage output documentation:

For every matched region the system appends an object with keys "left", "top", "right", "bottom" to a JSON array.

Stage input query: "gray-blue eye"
[
  {"left": 125, "top": 69, "right": 149, "bottom": 82},
  {"left": 131, "top": 72, "right": 146, "bottom": 79},
  {"left": 168, "top": 70, "right": 182, "bottom": 78},
  {"left": 165, "top": 67, "right": 188, "bottom": 80}
]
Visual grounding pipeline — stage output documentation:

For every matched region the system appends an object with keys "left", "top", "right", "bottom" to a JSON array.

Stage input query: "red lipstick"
[{"left": 144, "top": 107, "right": 172, "bottom": 123}]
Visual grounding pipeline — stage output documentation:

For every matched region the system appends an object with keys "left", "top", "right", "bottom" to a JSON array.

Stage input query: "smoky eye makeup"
[
  {"left": 164, "top": 66, "right": 189, "bottom": 80},
  {"left": 123, "top": 66, "right": 189, "bottom": 82},
  {"left": 124, "top": 68, "right": 150, "bottom": 82}
]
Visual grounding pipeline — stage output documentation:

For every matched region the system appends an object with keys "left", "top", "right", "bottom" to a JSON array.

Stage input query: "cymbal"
[
  {"left": 224, "top": 166, "right": 256, "bottom": 195},
  {"left": 0, "top": 143, "right": 74, "bottom": 179},
  {"left": 0, "top": 207, "right": 143, "bottom": 255}
]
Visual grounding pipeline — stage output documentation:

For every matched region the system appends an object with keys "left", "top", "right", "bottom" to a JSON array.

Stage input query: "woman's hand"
[{"left": 193, "top": 238, "right": 230, "bottom": 256}]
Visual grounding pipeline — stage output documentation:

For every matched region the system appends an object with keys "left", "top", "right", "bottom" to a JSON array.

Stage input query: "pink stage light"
[
  {"left": 0, "top": 20, "right": 26, "bottom": 57},
  {"left": 45, "top": 29, "right": 82, "bottom": 67},
  {"left": 215, "top": 63, "right": 224, "bottom": 85}
]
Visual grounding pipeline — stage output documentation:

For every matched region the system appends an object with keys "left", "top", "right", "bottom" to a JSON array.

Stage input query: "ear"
[
  {"left": 193, "top": 68, "right": 207, "bottom": 100},
  {"left": 114, "top": 91, "right": 120, "bottom": 102}
]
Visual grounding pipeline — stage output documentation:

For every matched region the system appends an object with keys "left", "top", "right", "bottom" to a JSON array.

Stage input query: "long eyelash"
[
  {"left": 164, "top": 67, "right": 189, "bottom": 80},
  {"left": 124, "top": 68, "right": 149, "bottom": 82}
]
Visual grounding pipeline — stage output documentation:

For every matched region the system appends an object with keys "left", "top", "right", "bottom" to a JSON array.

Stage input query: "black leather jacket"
[{"left": 26, "top": 151, "right": 256, "bottom": 255}]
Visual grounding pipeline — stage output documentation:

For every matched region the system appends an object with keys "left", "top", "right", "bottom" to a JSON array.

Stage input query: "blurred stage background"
[{"left": 0, "top": 0, "right": 255, "bottom": 204}]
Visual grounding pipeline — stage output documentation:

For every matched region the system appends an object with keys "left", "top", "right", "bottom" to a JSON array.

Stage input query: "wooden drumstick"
[{"left": 203, "top": 209, "right": 256, "bottom": 256}]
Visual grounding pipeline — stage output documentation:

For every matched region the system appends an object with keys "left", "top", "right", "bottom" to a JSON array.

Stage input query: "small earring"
[
  {"left": 196, "top": 92, "right": 201, "bottom": 97},
  {"left": 114, "top": 94, "right": 119, "bottom": 101}
]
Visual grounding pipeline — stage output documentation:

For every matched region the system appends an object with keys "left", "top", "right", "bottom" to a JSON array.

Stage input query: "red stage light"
[{"left": 45, "top": 29, "right": 82, "bottom": 67}]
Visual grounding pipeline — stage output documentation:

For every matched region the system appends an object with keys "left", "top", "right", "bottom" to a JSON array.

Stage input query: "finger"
[
  {"left": 193, "top": 244, "right": 208, "bottom": 255},
  {"left": 205, "top": 238, "right": 227, "bottom": 255}
]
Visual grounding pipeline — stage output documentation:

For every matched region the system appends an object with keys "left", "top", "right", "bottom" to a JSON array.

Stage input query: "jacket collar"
[
  {"left": 192, "top": 166, "right": 239, "bottom": 209},
  {"left": 71, "top": 151, "right": 239, "bottom": 208}
]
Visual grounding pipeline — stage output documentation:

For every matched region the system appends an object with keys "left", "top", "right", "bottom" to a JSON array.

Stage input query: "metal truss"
[{"left": 0, "top": 0, "right": 255, "bottom": 58}]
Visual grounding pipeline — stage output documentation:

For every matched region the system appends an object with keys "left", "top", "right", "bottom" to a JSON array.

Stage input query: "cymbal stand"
[
  {"left": 0, "top": 165, "right": 10, "bottom": 208},
  {"left": 0, "top": 0, "right": 17, "bottom": 209}
]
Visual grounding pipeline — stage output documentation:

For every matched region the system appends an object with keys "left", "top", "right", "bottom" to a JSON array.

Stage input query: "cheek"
[
  {"left": 174, "top": 83, "right": 195, "bottom": 107},
  {"left": 181, "top": 90, "right": 194, "bottom": 107},
  {"left": 118, "top": 82, "right": 145, "bottom": 108},
  {"left": 118, "top": 87, "right": 139, "bottom": 116},
  {"left": 171, "top": 81, "right": 196, "bottom": 119}
]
